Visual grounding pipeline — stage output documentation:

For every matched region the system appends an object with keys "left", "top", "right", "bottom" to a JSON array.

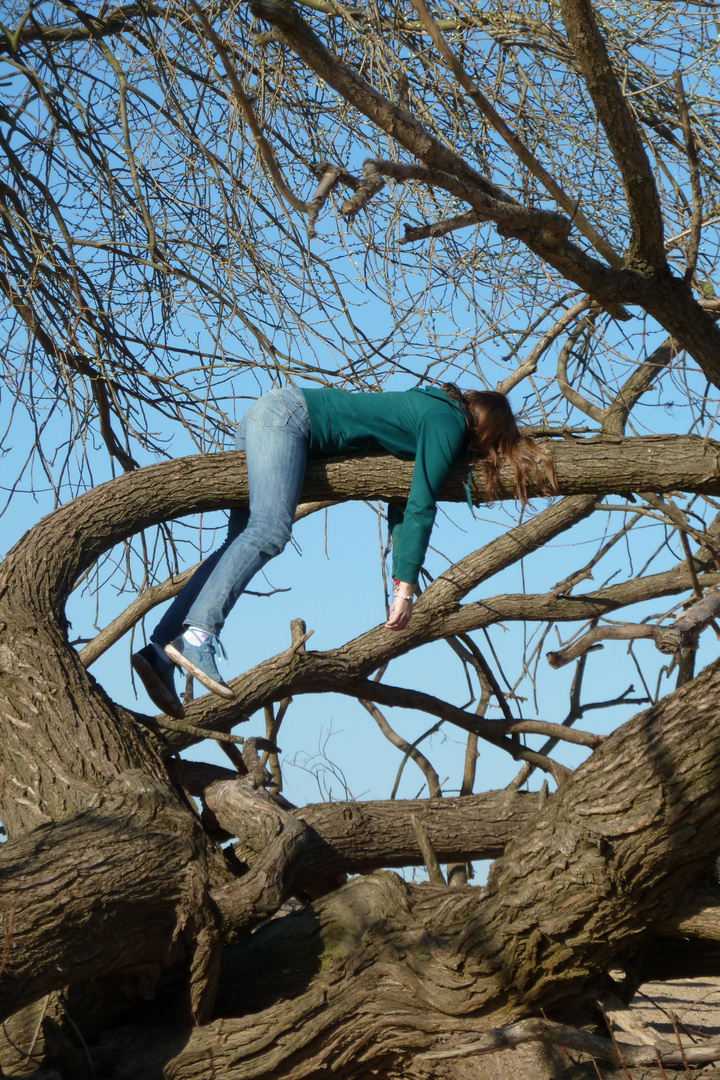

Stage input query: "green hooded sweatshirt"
[{"left": 301, "top": 386, "right": 467, "bottom": 584}]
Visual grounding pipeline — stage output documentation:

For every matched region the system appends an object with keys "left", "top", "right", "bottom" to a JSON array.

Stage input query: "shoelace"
[{"left": 211, "top": 635, "right": 228, "bottom": 665}]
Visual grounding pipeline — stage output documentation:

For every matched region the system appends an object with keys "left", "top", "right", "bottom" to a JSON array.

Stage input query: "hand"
[{"left": 385, "top": 582, "right": 415, "bottom": 631}]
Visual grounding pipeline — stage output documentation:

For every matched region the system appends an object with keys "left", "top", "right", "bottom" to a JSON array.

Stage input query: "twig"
[
  {"left": 671, "top": 1013, "right": 696, "bottom": 1080},
  {"left": 679, "top": 528, "right": 703, "bottom": 598},
  {"left": 346, "top": 678, "right": 572, "bottom": 784},
  {"left": 144, "top": 716, "right": 247, "bottom": 745},
  {"left": 600, "top": 1005, "right": 634, "bottom": 1080},
  {"left": 407, "top": 0, "right": 622, "bottom": 265},
  {"left": 675, "top": 71, "right": 703, "bottom": 284},
  {"left": 411, "top": 814, "right": 446, "bottom": 885}
]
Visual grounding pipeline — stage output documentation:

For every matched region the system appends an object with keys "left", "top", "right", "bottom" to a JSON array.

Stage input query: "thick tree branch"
[
  {"left": 205, "top": 779, "right": 316, "bottom": 937},
  {"left": 8, "top": 435, "right": 720, "bottom": 621},
  {"left": 248, "top": 0, "right": 680, "bottom": 323},
  {"left": 547, "top": 622, "right": 656, "bottom": 668},
  {"left": 372, "top": 159, "right": 571, "bottom": 244},
  {"left": 295, "top": 790, "right": 545, "bottom": 870}
]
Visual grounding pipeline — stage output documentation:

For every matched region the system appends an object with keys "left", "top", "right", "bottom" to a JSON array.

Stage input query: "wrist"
[{"left": 393, "top": 579, "right": 415, "bottom": 601}]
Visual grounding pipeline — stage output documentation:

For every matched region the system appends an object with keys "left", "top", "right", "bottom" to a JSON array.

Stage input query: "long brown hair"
[{"left": 442, "top": 384, "right": 558, "bottom": 504}]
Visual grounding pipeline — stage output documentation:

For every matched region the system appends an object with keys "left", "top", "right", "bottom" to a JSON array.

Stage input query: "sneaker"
[
  {"left": 165, "top": 633, "right": 235, "bottom": 701},
  {"left": 131, "top": 644, "right": 186, "bottom": 719}
]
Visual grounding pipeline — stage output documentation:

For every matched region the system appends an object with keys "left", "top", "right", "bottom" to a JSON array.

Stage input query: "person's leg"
[
  {"left": 135, "top": 415, "right": 251, "bottom": 715},
  {"left": 150, "top": 511, "right": 247, "bottom": 647},
  {"left": 151, "top": 415, "right": 250, "bottom": 647},
  {"left": 165, "top": 388, "right": 310, "bottom": 695}
]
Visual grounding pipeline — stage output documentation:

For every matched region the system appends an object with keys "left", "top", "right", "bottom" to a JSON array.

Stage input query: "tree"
[{"left": 2, "top": 0, "right": 720, "bottom": 1076}]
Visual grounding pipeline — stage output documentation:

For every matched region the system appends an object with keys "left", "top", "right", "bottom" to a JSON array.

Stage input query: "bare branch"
[
  {"left": 411, "top": 815, "right": 446, "bottom": 885},
  {"left": 556, "top": 321, "right": 606, "bottom": 422},
  {"left": 558, "top": 0, "right": 666, "bottom": 269},
  {"left": 408, "top": 0, "right": 622, "bottom": 267},
  {"left": 675, "top": 71, "right": 703, "bottom": 284},
  {"left": 340, "top": 160, "right": 385, "bottom": 220},
  {"left": 496, "top": 298, "right": 594, "bottom": 396},
  {"left": 400, "top": 209, "right": 480, "bottom": 245},
  {"left": 347, "top": 679, "right": 574, "bottom": 784},
  {"left": 547, "top": 588, "right": 720, "bottom": 667},
  {"left": 547, "top": 622, "right": 656, "bottom": 668},
  {"left": 359, "top": 698, "right": 442, "bottom": 798},
  {"left": 372, "top": 158, "right": 571, "bottom": 243},
  {"left": 307, "top": 164, "right": 343, "bottom": 239}
]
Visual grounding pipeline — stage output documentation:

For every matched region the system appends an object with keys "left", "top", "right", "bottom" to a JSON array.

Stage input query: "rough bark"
[
  {"left": 0, "top": 771, "right": 220, "bottom": 1025},
  {"left": 70, "top": 656, "right": 720, "bottom": 1079},
  {"left": 4, "top": 3, "right": 720, "bottom": 1074},
  {"left": 296, "top": 789, "right": 546, "bottom": 870}
]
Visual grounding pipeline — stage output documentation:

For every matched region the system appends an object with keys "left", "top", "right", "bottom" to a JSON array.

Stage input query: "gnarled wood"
[
  {"left": 0, "top": 771, "right": 219, "bottom": 1024},
  {"left": 78, "top": 659, "right": 720, "bottom": 1078}
]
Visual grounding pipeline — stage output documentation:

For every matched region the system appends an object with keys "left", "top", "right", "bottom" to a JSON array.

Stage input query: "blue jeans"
[{"left": 152, "top": 388, "right": 310, "bottom": 644}]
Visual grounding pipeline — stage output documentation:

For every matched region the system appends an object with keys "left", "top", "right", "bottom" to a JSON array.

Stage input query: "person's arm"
[{"left": 388, "top": 416, "right": 466, "bottom": 586}]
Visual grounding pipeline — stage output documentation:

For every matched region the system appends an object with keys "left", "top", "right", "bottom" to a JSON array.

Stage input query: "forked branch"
[{"left": 547, "top": 588, "right": 720, "bottom": 668}]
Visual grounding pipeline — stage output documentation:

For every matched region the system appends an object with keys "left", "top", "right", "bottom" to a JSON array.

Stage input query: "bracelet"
[{"left": 392, "top": 579, "right": 414, "bottom": 601}]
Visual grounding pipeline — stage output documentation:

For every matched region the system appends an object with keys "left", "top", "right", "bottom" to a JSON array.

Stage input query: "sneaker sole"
[
  {"left": 131, "top": 652, "right": 186, "bottom": 720},
  {"left": 164, "top": 643, "right": 235, "bottom": 700}
]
